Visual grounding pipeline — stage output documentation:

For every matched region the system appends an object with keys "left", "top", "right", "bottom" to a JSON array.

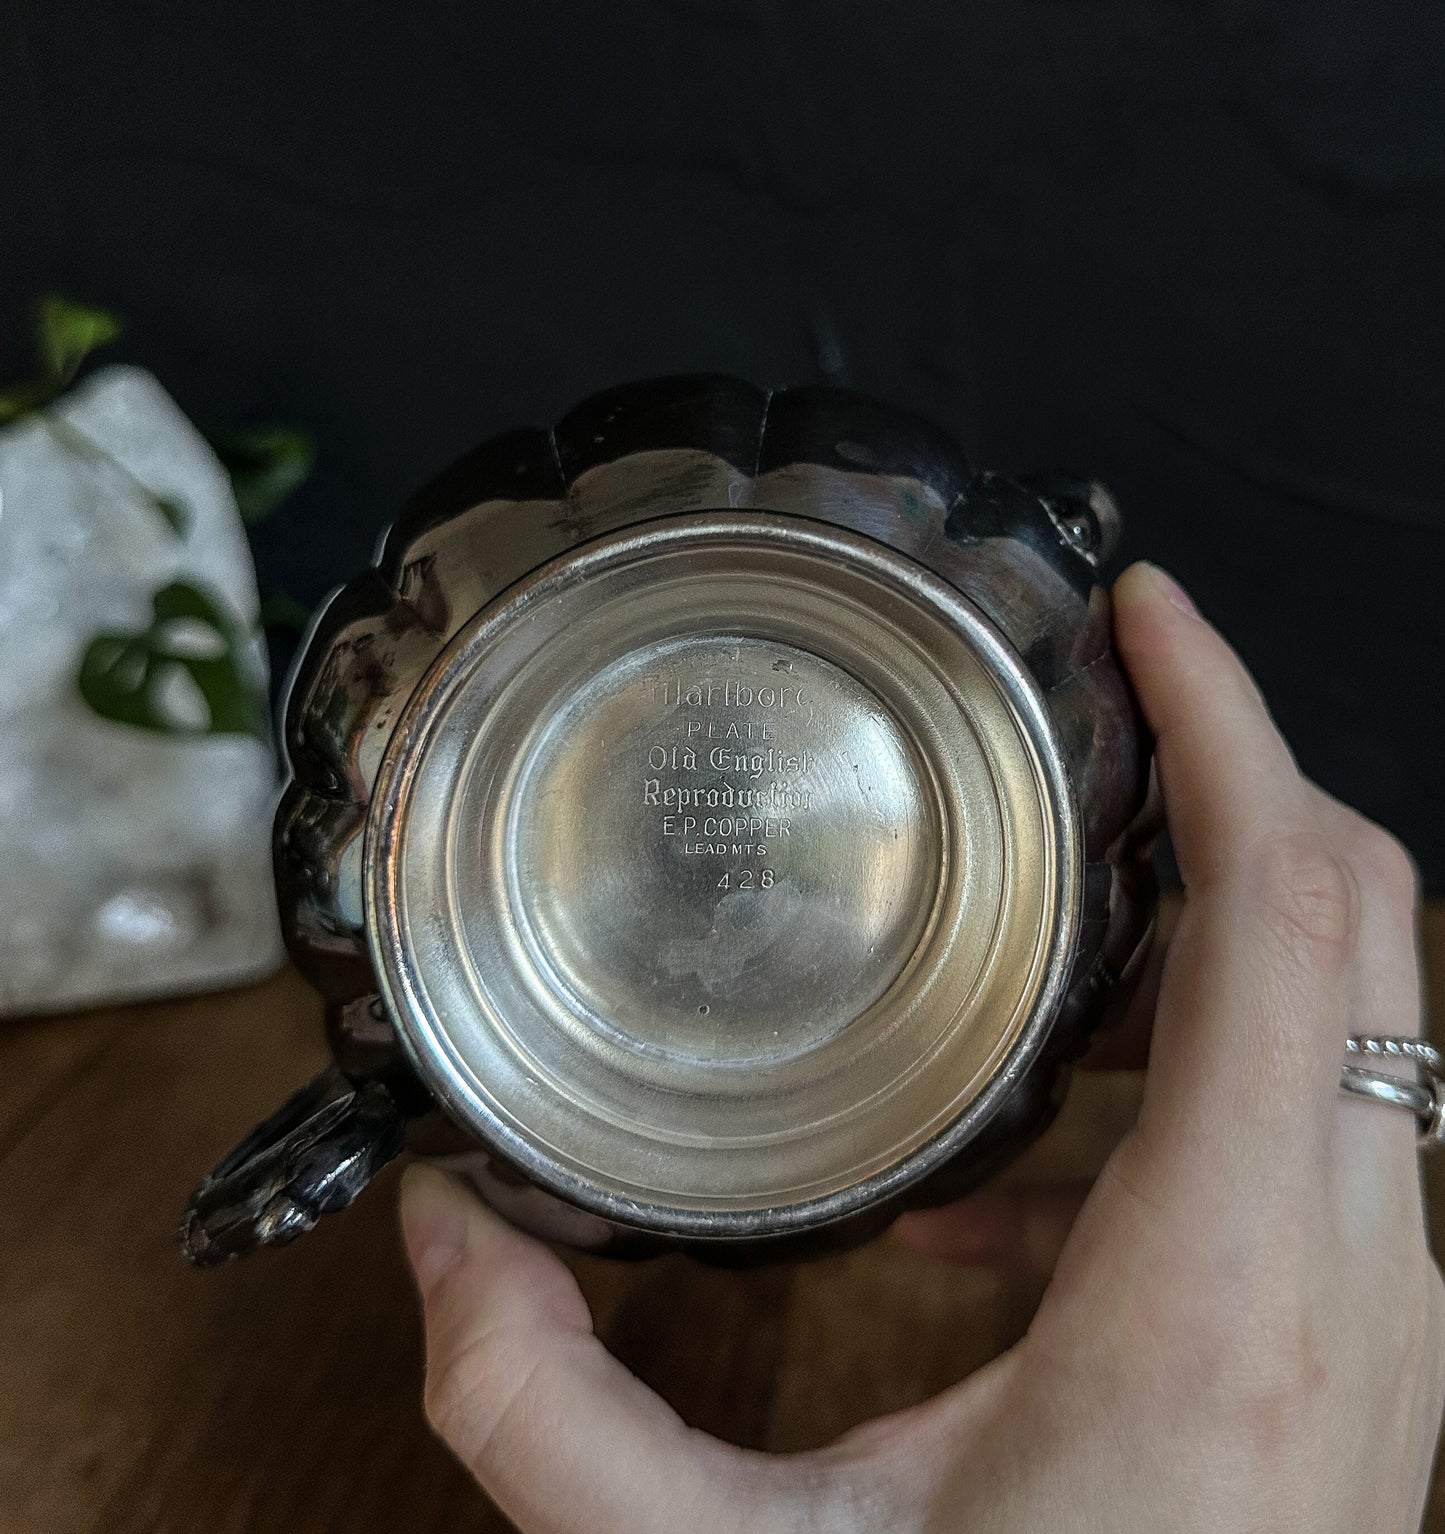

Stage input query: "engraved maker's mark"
[
  {"left": 650, "top": 677, "right": 809, "bottom": 711},
  {"left": 641, "top": 656, "right": 818, "bottom": 860}
]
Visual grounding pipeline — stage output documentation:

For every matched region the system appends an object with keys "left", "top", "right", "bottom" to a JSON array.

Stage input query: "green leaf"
[
  {"left": 0, "top": 377, "right": 58, "bottom": 423},
  {"left": 205, "top": 424, "right": 316, "bottom": 524},
  {"left": 77, "top": 579, "right": 268, "bottom": 740},
  {"left": 36, "top": 293, "right": 123, "bottom": 385},
  {"left": 256, "top": 589, "right": 313, "bottom": 634}
]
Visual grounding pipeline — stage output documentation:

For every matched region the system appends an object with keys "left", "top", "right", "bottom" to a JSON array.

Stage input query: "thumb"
[{"left": 399, "top": 1163, "right": 768, "bottom": 1534}]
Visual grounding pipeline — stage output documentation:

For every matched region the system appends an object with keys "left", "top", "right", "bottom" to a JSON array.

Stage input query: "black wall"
[{"left": 4, "top": 2, "right": 1442, "bottom": 884}]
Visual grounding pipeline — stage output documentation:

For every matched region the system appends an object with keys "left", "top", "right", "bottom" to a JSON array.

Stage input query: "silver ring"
[{"left": 1339, "top": 1036, "right": 1445, "bottom": 1145}]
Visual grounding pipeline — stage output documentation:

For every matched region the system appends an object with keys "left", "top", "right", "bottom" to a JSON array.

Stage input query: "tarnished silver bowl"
[{"left": 182, "top": 376, "right": 1155, "bottom": 1264}]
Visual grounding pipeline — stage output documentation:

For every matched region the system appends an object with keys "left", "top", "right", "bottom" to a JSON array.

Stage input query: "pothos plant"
[{"left": 0, "top": 294, "right": 314, "bottom": 743}]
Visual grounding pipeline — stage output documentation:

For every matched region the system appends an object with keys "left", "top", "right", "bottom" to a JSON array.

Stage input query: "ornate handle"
[{"left": 180, "top": 1063, "right": 411, "bottom": 1266}]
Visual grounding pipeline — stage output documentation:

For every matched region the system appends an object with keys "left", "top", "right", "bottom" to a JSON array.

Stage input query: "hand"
[{"left": 398, "top": 562, "right": 1445, "bottom": 1533}]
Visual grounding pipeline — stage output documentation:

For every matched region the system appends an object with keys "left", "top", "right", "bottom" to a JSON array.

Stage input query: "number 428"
[{"left": 718, "top": 869, "right": 775, "bottom": 890}]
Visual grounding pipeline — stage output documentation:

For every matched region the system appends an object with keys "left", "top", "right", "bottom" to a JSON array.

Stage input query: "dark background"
[{"left": 3, "top": 1, "right": 1442, "bottom": 885}]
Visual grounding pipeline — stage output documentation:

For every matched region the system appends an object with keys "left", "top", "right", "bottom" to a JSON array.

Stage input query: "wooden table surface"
[{"left": 3, "top": 905, "right": 1443, "bottom": 1534}]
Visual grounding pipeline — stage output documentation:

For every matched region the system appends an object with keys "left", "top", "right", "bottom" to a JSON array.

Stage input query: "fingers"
[
  {"left": 1111, "top": 564, "right": 1312, "bottom": 889},
  {"left": 893, "top": 1181, "right": 1093, "bottom": 1277},
  {"left": 1305, "top": 785, "right": 1427, "bottom": 1211},
  {"left": 1111, "top": 566, "right": 1359, "bottom": 1184},
  {"left": 399, "top": 1164, "right": 765, "bottom": 1534},
  {"left": 1079, "top": 919, "right": 1168, "bottom": 1072},
  {"left": 1307, "top": 783, "right": 1423, "bottom": 1044},
  {"left": 1107, "top": 565, "right": 1428, "bottom": 1262}
]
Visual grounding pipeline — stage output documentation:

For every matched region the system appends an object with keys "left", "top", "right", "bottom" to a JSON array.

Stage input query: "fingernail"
[
  {"left": 399, "top": 1162, "right": 470, "bottom": 1296},
  {"left": 1143, "top": 562, "right": 1198, "bottom": 616}
]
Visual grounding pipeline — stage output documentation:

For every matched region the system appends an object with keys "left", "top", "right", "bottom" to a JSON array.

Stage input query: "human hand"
[{"left": 398, "top": 561, "right": 1445, "bottom": 1533}]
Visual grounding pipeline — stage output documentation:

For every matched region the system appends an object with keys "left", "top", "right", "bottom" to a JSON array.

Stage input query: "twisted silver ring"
[{"left": 1340, "top": 1036, "right": 1445, "bottom": 1146}]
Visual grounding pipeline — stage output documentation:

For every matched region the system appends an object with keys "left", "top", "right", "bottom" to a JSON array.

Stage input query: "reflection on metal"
[
  {"left": 183, "top": 376, "right": 1155, "bottom": 1264},
  {"left": 181, "top": 1065, "right": 408, "bottom": 1265}
]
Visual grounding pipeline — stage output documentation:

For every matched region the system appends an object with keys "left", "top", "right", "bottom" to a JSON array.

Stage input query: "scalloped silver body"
[{"left": 249, "top": 377, "right": 1155, "bottom": 1260}]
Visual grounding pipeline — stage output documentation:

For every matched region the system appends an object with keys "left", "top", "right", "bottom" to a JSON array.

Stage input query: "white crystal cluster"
[{"left": 0, "top": 365, "right": 283, "bottom": 1014}]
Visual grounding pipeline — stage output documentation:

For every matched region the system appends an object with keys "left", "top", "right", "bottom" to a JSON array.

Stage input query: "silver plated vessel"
[{"left": 182, "top": 376, "right": 1155, "bottom": 1264}]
